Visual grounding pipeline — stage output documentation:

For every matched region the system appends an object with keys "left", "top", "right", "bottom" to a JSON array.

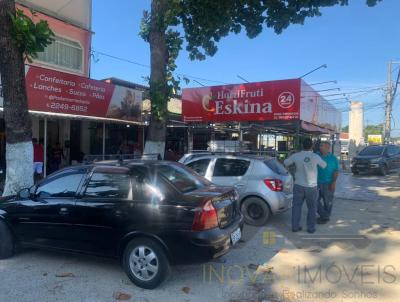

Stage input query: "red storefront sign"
[
  {"left": 23, "top": 65, "right": 142, "bottom": 121},
  {"left": 182, "top": 79, "right": 301, "bottom": 122}
]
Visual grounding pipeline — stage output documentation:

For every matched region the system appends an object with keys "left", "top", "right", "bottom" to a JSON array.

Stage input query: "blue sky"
[{"left": 90, "top": 0, "right": 400, "bottom": 132}]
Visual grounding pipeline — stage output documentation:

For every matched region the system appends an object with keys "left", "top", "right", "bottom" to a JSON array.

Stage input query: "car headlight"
[{"left": 370, "top": 158, "right": 382, "bottom": 163}]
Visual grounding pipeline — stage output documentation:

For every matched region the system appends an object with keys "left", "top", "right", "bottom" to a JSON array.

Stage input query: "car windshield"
[
  {"left": 155, "top": 163, "right": 211, "bottom": 193},
  {"left": 359, "top": 146, "right": 384, "bottom": 156}
]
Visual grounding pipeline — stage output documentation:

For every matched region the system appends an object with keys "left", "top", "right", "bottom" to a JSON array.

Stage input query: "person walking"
[
  {"left": 284, "top": 138, "right": 327, "bottom": 233},
  {"left": 32, "top": 138, "right": 44, "bottom": 181},
  {"left": 51, "top": 142, "right": 64, "bottom": 172},
  {"left": 317, "top": 141, "right": 339, "bottom": 224}
]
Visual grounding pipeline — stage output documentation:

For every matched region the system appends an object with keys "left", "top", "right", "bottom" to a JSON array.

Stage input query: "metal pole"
[
  {"left": 102, "top": 122, "right": 106, "bottom": 160},
  {"left": 296, "top": 121, "right": 301, "bottom": 149},
  {"left": 43, "top": 118, "right": 47, "bottom": 177},
  {"left": 142, "top": 126, "right": 145, "bottom": 154},
  {"left": 188, "top": 126, "right": 193, "bottom": 152},
  {"left": 384, "top": 61, "right": 392, "bottom": 144}
]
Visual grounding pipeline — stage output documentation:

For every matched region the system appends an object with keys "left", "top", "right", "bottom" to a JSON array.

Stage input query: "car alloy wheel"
[
  {"left": 241, "top": 197, "right": 271, "bottom": 226},
  {"left": 248, "top": 203, "right": 263, "bottom": 219},
  {"left": 379, "top": 165, "right": 388, "bottom": 176},
  {"left": 122, "top": 238, "right": 170, "bottom": 289},
  {"left": 129, "top": 246, "right": 159, "bottom": 281}
]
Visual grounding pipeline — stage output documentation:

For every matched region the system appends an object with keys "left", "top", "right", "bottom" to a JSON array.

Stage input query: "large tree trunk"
[
  {"left": 143, "top": 0, "right": 168, "bottom": 159},
  {"left": 0, "top": 0, "right": 33, "bottom": 196}
]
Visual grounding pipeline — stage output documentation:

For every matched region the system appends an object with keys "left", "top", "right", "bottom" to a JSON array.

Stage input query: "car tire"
[
  {"left": 0, "top": 220, "right": 14, "bottom": 259},
  {"left": 122, "top": 237, "right": 170, "bottom": 289},
  {"left": 241, "top": 197, "right": 271, "bottom": 226},
  {"left": 379, "top": 165, "right": 388, "bottom": 176}
]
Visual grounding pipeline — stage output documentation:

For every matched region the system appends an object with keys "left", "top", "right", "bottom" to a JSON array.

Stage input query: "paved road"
[
  {"left": 0, "top": 172, "right": 399, "bottom": 302},
  {"left": 335, "top": 171, "right": 400, "bottom": 201},
  {"left": 0, "top": 224, "right": 291, "bottom": 302}
]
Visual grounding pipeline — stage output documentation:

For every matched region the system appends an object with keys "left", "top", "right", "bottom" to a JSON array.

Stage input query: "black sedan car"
[
  {"left": 0, "top": 161, "right": 243, "bottom": 289},
  {"left": 351, "top": 144, "right": 400, "bottom": 175}
]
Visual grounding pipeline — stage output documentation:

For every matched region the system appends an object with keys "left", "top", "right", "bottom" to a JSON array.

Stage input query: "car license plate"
[{"left": 230, "top": 228, "right": 241, "bottom": 245}]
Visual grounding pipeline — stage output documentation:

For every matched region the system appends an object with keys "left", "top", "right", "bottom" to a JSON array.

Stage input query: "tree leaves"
[
  {"left": 172, "top": 0, "right": 382, "bottom": 60},
  {"left": 140, "top": 0, "right": 382, "bottom": 125},
  {"left": 9, "top": 9, "right": 54, "bottom": 62}
]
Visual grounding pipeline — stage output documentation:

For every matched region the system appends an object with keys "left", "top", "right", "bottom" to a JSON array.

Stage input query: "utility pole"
[
  {"left": 384, "top": 61, "right": 392, "bottom": 144},
  {"left": 384, "top": 61, "right": 400, "bottom": 143}
]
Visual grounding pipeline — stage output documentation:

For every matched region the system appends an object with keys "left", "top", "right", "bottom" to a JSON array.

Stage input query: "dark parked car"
[
  {"left": 0, "top": 161, "right": 243, "bottom": 289},
  {"left": 351, "top": 144, "right": 400, "bottom": 176}
]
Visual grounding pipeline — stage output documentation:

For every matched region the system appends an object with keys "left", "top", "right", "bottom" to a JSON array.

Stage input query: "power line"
[{"left": 91, "top": 49, "right": 229, "bottom": 85}]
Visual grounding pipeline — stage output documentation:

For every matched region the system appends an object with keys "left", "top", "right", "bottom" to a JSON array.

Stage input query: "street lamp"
[
  {"left": 300, "top": 64, "right": 327, "bottom": 78},
  {"left": 310, "top": 80, "right": 337, "bottom": 86},
  {"left": 237, "top": 75, "right": 250, "bottom": 83}
]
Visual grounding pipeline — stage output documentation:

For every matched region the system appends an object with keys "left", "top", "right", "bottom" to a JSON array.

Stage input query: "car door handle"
[
  {"left": 235, "top": 184, "right": 245, "bottom": 188},
  {"left": 59, "top": 207, "right": 69, "bottom": 215}
]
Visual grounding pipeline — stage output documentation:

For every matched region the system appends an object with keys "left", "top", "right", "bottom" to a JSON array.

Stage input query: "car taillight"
[
  {"left": 192, "top": 200, "right": 218, "bottom": 231},
  {"left": 264, "top": 179, "right": 283, "bottom": 192}
]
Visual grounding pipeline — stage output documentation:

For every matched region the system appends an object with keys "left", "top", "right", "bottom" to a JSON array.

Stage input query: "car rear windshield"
[
  {"left": 359, "top": 146, "right": 384, "bottom": 156},
  {"left": 155, "top": 163, "right": 211, "bottom": 193},
  {"left": 264, "top": 159, "right": 288, "bottom": 175}
]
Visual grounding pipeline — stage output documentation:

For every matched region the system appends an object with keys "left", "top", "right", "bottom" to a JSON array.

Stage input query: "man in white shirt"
[{"left": 284, "top": 138, "right": 327, "bottom": 233}]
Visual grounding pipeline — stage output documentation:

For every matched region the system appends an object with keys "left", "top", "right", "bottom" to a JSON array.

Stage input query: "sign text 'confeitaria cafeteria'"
[{"left": 0, "top": 65, "right": 143, "bottom": 122}]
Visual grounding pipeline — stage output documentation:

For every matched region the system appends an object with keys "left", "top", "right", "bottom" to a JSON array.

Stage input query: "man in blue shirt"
[{"left": 317, "top": 141, "right": 339, "bottom": 224}]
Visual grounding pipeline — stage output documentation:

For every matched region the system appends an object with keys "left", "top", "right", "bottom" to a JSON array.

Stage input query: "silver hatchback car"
[{"left": 179, "top": 154, "right": 293, "bottom": 226}]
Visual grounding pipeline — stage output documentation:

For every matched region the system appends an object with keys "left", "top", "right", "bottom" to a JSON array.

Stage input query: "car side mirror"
[{"left": 18, "top": 188, "right": 30, "bottom": 199}]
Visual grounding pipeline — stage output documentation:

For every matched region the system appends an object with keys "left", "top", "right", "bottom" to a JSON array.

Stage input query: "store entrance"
[{"left": 70, "top": 120, "right": 82, "bottom": 163}]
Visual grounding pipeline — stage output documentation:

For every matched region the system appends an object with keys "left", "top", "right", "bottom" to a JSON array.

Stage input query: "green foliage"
[
  {"left": 342, "top": 125, "right": 349, "bottom": 132},
  {"left": 140, "top": 0, "right": 382, "bottom": 120},
  {"left": 173, "top": 0, "right": 382, "bottom": 60},
  {"left": 9, "top": 9, "right": 54, "bottom": 62},
  {"left": 364, "top": 124, "right": 383, "bottom": 140}
]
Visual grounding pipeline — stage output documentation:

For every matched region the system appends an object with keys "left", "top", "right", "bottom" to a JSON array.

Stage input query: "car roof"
[
  {"left": 184, "top": 153, "right": 273, "bottom": 162},
  {"left": 91, "top": 160, "right": 182, "bottom": 169}
]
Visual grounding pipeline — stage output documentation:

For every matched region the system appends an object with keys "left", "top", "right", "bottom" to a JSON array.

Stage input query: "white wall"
[{"left": 349, "top": 101, "right": 365, "bottom": 157}]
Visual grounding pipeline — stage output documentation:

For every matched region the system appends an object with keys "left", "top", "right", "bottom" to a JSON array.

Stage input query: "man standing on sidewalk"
[
  {"left": 317, "top": 141, "right": 339, "bottom": 224},
  {"left": 284, "top": 138, "right": 327, "bottom": 233}
]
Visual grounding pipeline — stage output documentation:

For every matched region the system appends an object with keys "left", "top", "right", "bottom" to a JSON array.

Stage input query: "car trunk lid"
[{"left": 185, "top": 186, "right": 238, "bottom": 230}]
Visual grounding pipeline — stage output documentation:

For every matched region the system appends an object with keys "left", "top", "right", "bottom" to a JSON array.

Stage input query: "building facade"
[{"left": 0, "top": 0, "right": 144, "bottom": 175}]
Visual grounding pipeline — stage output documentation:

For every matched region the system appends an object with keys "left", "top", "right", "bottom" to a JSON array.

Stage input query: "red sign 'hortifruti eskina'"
[{"left": 182, "top": 79, "right": 301, "bottom": 123}]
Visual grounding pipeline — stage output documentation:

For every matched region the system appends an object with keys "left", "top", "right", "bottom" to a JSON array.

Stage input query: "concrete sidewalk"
[
  {"left": 335, "top": 171, "right": 400, "bottom": 201},
  {"left": 228, "top": 187, "right": 400, "bottom": 302}
]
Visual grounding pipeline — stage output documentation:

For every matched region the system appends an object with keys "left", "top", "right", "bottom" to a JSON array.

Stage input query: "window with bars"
[{"left": 36, "top": 36, "right": 83, "bottom": 72}]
